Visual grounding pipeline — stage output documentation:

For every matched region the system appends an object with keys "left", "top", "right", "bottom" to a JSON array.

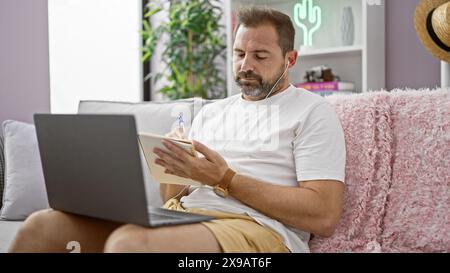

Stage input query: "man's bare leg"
[
  {"left": 10, "top": 209, "right": 222, "bottom": 253},
  {"left": 104, "top": 223, "right": 222, "bottom": 253},
  {"left": 9, "top": 209, "right": 121, "bottom": 253}
]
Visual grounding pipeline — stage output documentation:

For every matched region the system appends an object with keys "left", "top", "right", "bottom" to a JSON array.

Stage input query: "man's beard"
[{"left": 235, "top": 65, "right": 285, "bottom": 100}]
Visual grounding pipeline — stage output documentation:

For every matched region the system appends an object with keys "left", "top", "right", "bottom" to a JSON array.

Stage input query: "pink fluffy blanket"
[{"left": 309, "top": 89, "right": 450, "bottom": 253}]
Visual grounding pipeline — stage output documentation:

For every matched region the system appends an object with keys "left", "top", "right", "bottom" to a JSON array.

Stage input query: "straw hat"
[{"left": 415, "top": 0, "right": 450, "bottom": 63}]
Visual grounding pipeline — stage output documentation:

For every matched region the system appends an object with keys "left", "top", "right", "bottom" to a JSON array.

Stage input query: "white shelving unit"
[
  {"left": 225, "top": 0, "right": 385, "bottom": 96},
  {"left": 298, "top": 45, "right": 363, "bottom": 57},
  {"left": 442, "top": 61, "right": 450, "bottom": 88}
]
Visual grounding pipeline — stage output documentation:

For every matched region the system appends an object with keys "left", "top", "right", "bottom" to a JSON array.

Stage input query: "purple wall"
[
  {"left": 385, "top": 0, "right": 441, "bottom": 90},
  {"left": 0, "top": 0, "right": 50, "bottom": 128}
]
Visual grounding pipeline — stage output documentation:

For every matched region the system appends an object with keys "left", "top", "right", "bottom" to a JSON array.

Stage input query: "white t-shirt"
[{"left": 181, "top": 85, "right": 346, "bottom": 253}]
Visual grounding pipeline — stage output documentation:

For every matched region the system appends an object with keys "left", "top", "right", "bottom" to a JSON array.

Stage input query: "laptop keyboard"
[
  {"left": 149, "top": 212, "right": 184, "bottom": 221},
  {"left": 147, "top": 207, "right": 214, "bottom": 226}
]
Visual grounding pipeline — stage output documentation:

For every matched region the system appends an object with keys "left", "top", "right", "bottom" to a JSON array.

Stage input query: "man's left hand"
[{"left": 153, "top": 140, "right": 229, "bottom": 187}]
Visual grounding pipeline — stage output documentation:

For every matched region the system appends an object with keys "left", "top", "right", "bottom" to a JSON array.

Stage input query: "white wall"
[{"left": 48, "top": 0, "right": 142, "bottom": 113}]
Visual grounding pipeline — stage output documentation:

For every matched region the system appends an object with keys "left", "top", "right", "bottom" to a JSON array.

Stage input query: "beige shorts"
[{"left": 163, "top": 198, "right": 290, "bottom": 253}]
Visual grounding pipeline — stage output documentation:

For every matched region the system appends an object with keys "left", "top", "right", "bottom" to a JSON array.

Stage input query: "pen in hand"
[
  {"left": 165, "top": 112, "right": 187, "bottom": 139},
  {"left": 165, "top": 112, "right": 186, "bottom": 140},
  {"left": 177, "top": 112, "right": 185, "bottom": 135}
]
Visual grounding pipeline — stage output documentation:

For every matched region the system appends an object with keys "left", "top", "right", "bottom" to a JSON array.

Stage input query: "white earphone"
[{"left": 264, "top": 60, "right": 291, "bottom": 100}]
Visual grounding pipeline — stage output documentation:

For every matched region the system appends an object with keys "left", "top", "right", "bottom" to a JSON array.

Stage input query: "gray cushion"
[
  {"left": 0, "top": 136, "right": 4, "bottom": 207},
  {"left": 0, "top": 121, "right": 49, "bottom": 220}
]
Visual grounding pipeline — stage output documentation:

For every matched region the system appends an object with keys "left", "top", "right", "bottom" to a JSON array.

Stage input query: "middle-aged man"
[{"left": 9, "top": 7, "right": 345, "bottom": 253}]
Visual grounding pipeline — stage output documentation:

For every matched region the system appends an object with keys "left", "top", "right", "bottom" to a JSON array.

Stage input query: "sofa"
[{"left": 1, "top": 88, "right": 449, "bottom": 253}]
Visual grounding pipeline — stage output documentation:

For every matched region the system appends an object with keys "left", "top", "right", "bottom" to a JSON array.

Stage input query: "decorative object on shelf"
[
  {"left": 298, "top": 65, "right": 354, "bottom": 97},
  {"left": 303, "top": 65, "right": 340, "bottom": 83},
  {"left": 293, "top": 0, "right": 322, "bottom": 48},
  {"left": 296, "top": 81, "right": 355, "bottom": 92},
  {"left": 414, "top": 0, "right": 450, "bottom": 87},
  {"left": 142, "top": 0, "right": 227, "bottom": 100},
  {"left": 341, "top": 6, "right": 355, "bottom": 46},
  {"left": 295, "top": 81, "right": 355, "bottom": 97}
]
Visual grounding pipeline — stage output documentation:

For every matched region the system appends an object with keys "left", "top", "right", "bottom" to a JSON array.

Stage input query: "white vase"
[{"left": 341, "top": 6, "right": 355, "bottom": 46}]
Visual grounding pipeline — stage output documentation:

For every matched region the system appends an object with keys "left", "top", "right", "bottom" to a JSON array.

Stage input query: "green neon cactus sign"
[{"left": 294, "top": 0, "right": 322, "bottom": 47}]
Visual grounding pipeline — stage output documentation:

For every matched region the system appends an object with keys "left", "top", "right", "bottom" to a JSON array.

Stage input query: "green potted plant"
[{"left": 142, "top": 0, "right": 227, "bottom": 100}]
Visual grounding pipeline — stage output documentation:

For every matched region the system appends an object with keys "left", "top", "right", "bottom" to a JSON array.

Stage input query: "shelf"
[
  {"left": 225, "top": 0, "right": 385, "bottom": 95},
  {"left": 297, "top": 45, "right": 363, "bottom": 58}
]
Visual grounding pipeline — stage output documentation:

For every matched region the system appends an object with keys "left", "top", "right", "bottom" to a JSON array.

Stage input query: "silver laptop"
[{"left": 33, "top": 114, "right": 213, "bottom": 227}]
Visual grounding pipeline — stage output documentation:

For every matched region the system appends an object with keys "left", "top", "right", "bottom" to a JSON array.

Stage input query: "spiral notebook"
[{"left": 138, "top": 132, "right": 202, "bottom": 186}]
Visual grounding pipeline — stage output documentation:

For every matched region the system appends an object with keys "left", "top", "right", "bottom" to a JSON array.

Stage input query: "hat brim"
[{"left": 415, "top": 0, "right": 450, "bottom": 63}]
